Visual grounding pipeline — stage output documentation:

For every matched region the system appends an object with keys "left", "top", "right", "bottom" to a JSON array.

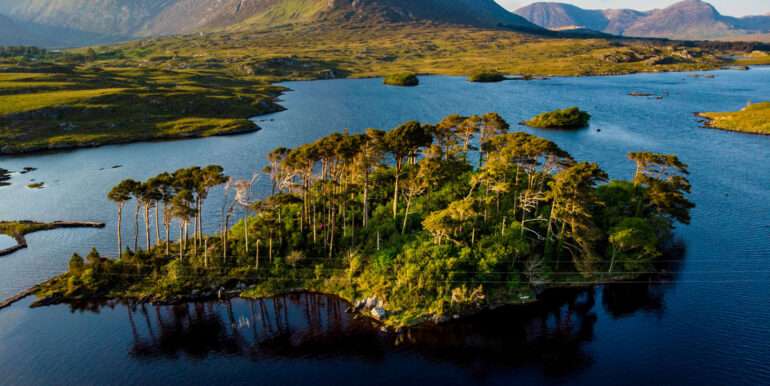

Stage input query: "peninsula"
[
  {"left": 697, "top": 102, "right": 770, "bottom": 135},
  {"left": 2, "top": 1, "right": 766, "bottom": 155}
]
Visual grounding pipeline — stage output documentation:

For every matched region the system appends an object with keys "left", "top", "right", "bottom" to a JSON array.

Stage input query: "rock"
[
  {"left": 236, "top": 282, "right": 246, "bottom": 291},
  {"left": 344, "top": 306, "right": 353, "bottom": 313},
  {"left": 191, "top": 290, "right": 200, "bottom": 298},
  {"left": 371, "top": 308, "right": 387, "bottom": 320},
  {"left": 217, "top": 287, "right": 226, "bottom": 299}
]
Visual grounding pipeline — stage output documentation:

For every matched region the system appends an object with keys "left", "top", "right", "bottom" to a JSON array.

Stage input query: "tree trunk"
[
  {"left": 392, "top": 172, "right": 400, "bottom": 219},
  {"left": 134, "top": 202, "right": 140, "bottom": 252},
  {"left": 313, "top": 191, "right": 317, "bottom": 243},
  {"left": 244, "top": 208, "right": 249, "bottom": 254},
  {"left": 155, "top": 203, "right": 161, "bottom": 246},
  {"left": 402, "top": 198, "right": 411, "bottom": 235},
  {"left": 363, "top": 171, "right": 369, "bottom": 227},
  {"left": 143, "top": 205, "right": 151, "bottom": 250},
  {"left": 117, "top": 205, "right": 124, "bottom": 258},
  {"left": 165, "top": 218, "right": 170, "bottom": 256},
  {"left": 256, "top": 240, "right": 260, "bottom": 270},
  {"left": 178, "top": 225, "right": 183, "bottom": 261},
  {"left": 329, "top": 208, "right": 335, "bottom": 259}
]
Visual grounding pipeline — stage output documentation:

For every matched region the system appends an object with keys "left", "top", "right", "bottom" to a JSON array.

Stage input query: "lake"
[{"left": 0, "top": 69, "right": 769, "bottom": 384}]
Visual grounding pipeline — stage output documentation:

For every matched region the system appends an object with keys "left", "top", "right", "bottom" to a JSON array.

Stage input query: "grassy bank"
[
  {"left": 0, "top": 65, "right": 287, "bottom": 154},
  {"left": 0, "top": 221, "right": 105, "bottom": 256},
  {"left": 697, "top": 102, "right": 770, "bottom": 135},
  {"left": 0, "top": 21, "right": 741, "bottom": 154}
]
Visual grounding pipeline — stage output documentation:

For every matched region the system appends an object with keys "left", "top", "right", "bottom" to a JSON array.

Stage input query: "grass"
[
  {"left": 0, "top": 221, "right": 61, "bottom": 237},
  {"left": 0, "top": 88, "right": 125, "bottom": 116},
  {"left": 0, "top": 65, "right": 287, "bottom": 153},
  {"left": 0, "top": 20, "right": 745, "bottom": 154},
  {"left": 697, "top": 102, "right": 770, "bottom": 135}
]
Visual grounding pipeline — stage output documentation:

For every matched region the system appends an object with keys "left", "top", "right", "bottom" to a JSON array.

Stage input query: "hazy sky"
[{"left": 497, "top": 0, "right": 769, "bottom": 17}]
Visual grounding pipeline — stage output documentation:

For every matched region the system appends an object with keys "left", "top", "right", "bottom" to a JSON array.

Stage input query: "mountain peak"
[
  {"left": 516, "top": 0, "right": 770, "bottom": 40},
  {"left": 0, "top": 0, "right": 540, "bottom": 47}
]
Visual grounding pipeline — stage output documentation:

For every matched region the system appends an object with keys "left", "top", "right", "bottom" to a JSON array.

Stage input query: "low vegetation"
[
  {"left": 34, "top": 113, "right": 693, "bottom": 327},
  {"left": 697, "top": 102, "right": 770, "bottom": 135},
  {"left": 522, "top": 107, "right": 592, "bottom": 129},
  {"left": 383, "top": 73, "right": 419, "bottom": 86},
  {"left": 0, "top": 20, "right": 744, "bottom": 154},
  {"left": 467, "top": 71, "right": 506, "bottom": 83}
]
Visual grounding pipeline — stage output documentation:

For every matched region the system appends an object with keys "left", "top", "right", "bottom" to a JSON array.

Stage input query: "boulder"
[{"left": 371, "top": 308, "right": 387, "bottom": 320}]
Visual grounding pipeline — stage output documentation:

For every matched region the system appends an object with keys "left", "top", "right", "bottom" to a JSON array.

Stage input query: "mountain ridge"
[
  {"left": 0, "top": 0, "right": 539, "bottom": 47},
  {"left": 514, "top": 0, "right": 770, "bottom": 40}
]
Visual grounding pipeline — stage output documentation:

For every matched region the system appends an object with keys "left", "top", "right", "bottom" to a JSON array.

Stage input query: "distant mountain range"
[
  {"left": 0, "top": 0, "right": 538, "bottom": 47},
  {"left": 514, "top": 0, "right": 770, "bottom": 40}
]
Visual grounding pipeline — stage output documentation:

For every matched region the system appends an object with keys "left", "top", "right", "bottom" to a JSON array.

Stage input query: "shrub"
[
  {"left": 467, "top": 71, "right": 505, "bottom": 82},
  {"left": 522, "top": 107, "right": 591, "bottom": 129},
  {"left": 383, "top": 73, "right": 419, "bottom": 86},
  {"left": 68, "top": 252, "right": 85, "bottom": 273}
]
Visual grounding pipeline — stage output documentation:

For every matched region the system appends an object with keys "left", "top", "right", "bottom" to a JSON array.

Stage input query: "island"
[
  {"left": 383, "top": 73, "right": 419, "bottom": 87},
  {"left": 521, "top": 107, "right": 591, "bottom": 129},
  {"left": 467, "top": 71, "right": 506, "bottom": 83},
  {"left": 697, "top": 102, "right": 770, "bottom": 135},
  {"left": 0, "top": 221, "right": 106, "bottom": 256},
  {"left": 0, "top": 19, "right": 755, "bottom": 155},
  {"left": 30, "top": 113, "right": 694, "bottom": 328}
]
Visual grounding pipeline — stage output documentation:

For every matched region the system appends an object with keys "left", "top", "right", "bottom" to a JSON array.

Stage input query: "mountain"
[
  {"left": 0, "top": 0, "right": 539, "bottom": 47},
  {"left": 622, "top": 0, "right": 738, "bottom": 39},
  {"left": 0, "top": 12, "right": 55, "bottom": 46},
  {"left": 515, "top": 0, "right": 770, "bottom": 40}
]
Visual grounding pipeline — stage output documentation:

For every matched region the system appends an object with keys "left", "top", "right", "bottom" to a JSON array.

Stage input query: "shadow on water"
[
  {"left": 77, "top": 282, "right": 665, "bottom": 380},
  {"left": 601, "top": 239, "right": 686, "bottom": 319}
]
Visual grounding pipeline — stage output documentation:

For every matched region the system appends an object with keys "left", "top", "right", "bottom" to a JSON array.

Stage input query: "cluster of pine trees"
[{"left": 64, "top": 112, "right": 692, "bottom": 322}]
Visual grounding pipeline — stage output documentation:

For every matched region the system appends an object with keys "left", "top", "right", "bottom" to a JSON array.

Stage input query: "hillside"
[
  {"left": 515, "top": 0, "right": 770, "bottom": 40},
  {"left": 0, "top": 12, "right": 54, "bottom": 46},
  {"left": 0, "top": 0, "right": 539, "bottom": 47}
]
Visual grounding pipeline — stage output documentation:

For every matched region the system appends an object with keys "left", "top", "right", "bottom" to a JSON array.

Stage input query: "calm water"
[
  {"left": 1, "top": 69, "right": 769, "bottom": 384},
  {"left": 0, "top": 234, "right": 16, "bottom": 250}
]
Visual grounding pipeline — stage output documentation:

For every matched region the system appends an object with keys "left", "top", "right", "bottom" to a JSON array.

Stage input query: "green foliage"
[
  {"left": 522, "top": 107, "right": 591, "bottom": 129},
  {"left": 37, "top": 113, "right": 694, "bottom": 327},
  {"left": 383, "top": 73, "right": 419, "bottom": 86},
  {"left": 68, "top": 253, "right": 84, "bottom": 272},
  {"left": 467, "top": 71, "right": 506, "bottom": 82}
]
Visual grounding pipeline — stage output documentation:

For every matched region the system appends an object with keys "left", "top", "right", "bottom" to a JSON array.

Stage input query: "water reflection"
[
  {"left": 124, "top": 294, "right": 384, "bottom": 362},
  {"left": 95, "top": 286, "right": 663, "bottom": 379}
]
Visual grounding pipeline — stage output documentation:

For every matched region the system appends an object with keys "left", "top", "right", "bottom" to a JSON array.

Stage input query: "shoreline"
[
  {"left": 0, "top": 221, "right": 106, "bottom": 257},
  {"left": 2, "top": 65, "right": 761, "bottom": 157},
  {"left": 694, "top": 112, "right": 770, "bottom": 136},
  {"left": 13, "top": 274, "right": 648, "bottom": 328},
  {"left": 0, "top": 122, "right": 265, "bottom": 157}
]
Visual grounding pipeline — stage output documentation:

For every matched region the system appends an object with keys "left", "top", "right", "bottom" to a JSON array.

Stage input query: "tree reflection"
[{"left": 112, "top": 275, "right": 671, "bottom": 380}]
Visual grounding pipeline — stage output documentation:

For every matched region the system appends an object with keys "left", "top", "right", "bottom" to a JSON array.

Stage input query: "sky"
[{"left": 496, "top": 0, "right": 769, "bottom": 17}]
